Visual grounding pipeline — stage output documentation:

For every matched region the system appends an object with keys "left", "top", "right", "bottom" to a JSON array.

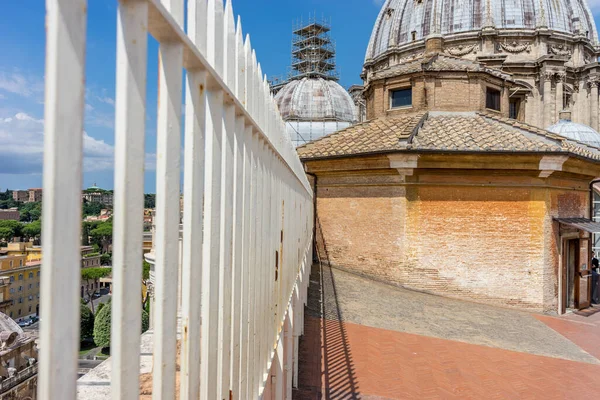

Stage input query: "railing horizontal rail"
[{"left": 41, "top": 1, "right": 313, "bottom": 400}]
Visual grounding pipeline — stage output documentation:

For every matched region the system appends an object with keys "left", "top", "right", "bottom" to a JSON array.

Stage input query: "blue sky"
[{"left": 1, "top": 0, "right": 600, "bottom": 193}]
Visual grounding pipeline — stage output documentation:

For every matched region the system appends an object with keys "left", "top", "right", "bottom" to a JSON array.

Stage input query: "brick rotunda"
[{"left": 299, "top": 0, "right": 600, "bottom": 314}]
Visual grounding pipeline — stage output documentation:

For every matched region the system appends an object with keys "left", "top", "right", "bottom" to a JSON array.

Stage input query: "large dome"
[
  {"left": 366, "top": 0, "right": 598, "bottom": 61},
  {"left": 275, "top": 77, "right": 355, "bottom": 122},
  {"left": 547, "top": 120, "right": 600, "bottom": 147}
]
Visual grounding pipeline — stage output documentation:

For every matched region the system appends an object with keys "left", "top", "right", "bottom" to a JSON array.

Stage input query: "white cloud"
[
  {"left": 98, "top": 96, "right": 115, "bottom": 106},
  {"left": 0, "top": 111, "right": 155, "bottom": 174},
  {"left": 589, "top": 0, "right": 600, "bottom": 12},
  {"left": 0, "top": 71, "right": 44, "bottom": 99},
  {"left": 0, "top": 93, "right": 5, "bottom": 100}
]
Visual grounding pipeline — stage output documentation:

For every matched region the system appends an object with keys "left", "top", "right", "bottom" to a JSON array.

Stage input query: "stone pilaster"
[
  {"left": 555, "top": 72, "right": 565, "bottom": 124},
  {"left": 591, "top": 79, "right": 599, "bottom": 131},
  {"left": 543, "top": 71, "right": 553, "bottom": 128}
]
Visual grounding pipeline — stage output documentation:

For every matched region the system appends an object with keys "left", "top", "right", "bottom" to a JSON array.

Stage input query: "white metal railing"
[{"left": 40, "top": 1, "right": 313, "bottom": 399}]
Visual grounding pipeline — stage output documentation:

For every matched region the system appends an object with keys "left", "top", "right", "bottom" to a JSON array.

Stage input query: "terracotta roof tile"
[
  {"left": 297, "top": 114, "right": 425, "bottom": 159},
  {"left": 298, "top": 111, "right": 600, "bottom": 163}
]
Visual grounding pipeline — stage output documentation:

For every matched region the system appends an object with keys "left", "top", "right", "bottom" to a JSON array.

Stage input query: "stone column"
[
  {"left": 555, "top": 73, "right": 565, "bottom": 123},
  {"left": 543, "top": 72, "right": 553, "bottom": 128},
  {"left": 591, "top": 80, "right": 599, "bottom": 131}
]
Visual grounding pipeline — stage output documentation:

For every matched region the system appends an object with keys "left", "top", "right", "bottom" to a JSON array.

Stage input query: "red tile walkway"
[
  {"left": 535, "top": 310, "right": 600, "bottom": 361},
  {"left": 295, "top": 315, "right": 600, "bottom": 400}
]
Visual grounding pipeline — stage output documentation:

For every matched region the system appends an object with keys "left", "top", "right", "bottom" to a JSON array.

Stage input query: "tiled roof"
[
  {"left": 297, "top": 111, "right": 600, "bottom": 162},
  {"left": 297, "top": 114, "right": 425, "bottom": 158},
  {"left": 372, "top": 53, "right": 511, "bottom": 81}
]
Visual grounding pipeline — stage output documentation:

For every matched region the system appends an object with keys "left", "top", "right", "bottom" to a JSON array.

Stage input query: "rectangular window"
[
  {"left": 486, "top": 88, "right": 501, "bottom": 111},
  {"left": 390, "top": 88, "right": 412, "bottom": 109},
  {"left": 509, "top": 99, "right": 520, "bottom": 120}
]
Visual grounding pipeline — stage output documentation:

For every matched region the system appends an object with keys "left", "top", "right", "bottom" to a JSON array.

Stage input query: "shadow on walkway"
[{"left": 293, "top": 217, "right": 361, "bottom": 400}]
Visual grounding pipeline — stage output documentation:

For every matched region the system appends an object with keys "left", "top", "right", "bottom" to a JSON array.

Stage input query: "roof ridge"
[
  {"left": 476, "top": 112, "right": 565, "bottom": 142},
  {"left": 407, "top": 112, "right": 429, "bottom": 146}
]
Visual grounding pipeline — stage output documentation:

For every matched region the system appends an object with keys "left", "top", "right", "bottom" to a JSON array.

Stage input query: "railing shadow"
[{"left": 295, "top": 215, "right": 360, "bottom": 399}]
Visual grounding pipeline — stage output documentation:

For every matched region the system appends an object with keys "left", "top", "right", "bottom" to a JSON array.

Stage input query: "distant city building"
[
  {"left": 82, "top": 184, "right": 113, "bottom": 206},
  {"left": 10, "top": 191, "right": 28, "bottom": 203},
  {"left": 0, "top": 209, "right": 19, "bottom": 222},
  {"left": 0, "top": 248, "right": 40, "bottom": 321},
  {"left": 0, "top": 313, "right": 38, "bottom": 400},
  {"left": 83, "top": 209, "right": 111, "bottom": 223},
  {"left": 27, "top": 189, "right": 42, "bottom": 203}
]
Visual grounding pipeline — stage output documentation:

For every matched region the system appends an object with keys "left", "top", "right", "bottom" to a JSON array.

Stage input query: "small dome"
[
  {"left": 547, "top": 120, "right": 600, "bottom": 147},
  {"left": 366, "top": 0, "right": 598, "bottom": 61},
  {"left": 275, "top": 77, "right": 355, "bottom": 123}
]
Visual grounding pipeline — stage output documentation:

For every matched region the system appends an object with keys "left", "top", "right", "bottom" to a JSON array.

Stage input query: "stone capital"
[
  {"left": 388, "top": 154, "right": 419, "bottom": 177},
  {"left": 539, "top": 155, "right": 569, "bottom": 178}
]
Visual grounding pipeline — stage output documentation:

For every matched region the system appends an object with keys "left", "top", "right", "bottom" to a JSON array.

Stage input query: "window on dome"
[
  {"left": 411, "top": 31, "right": 416, "bottom": 41},
  {"left": 391, "top": 88, "right": 412, "bottom": 109},
  {"left": 486, "top": 88, "right": 501, "bottom": 111},
  {"left": 509, "top": 99, "right": 520, "bottom": 120}
]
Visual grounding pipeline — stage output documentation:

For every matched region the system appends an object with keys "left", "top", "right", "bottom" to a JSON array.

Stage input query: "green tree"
[
  {"left": 80, "top": 303, "right": 95, "bottom": 342},
  {"left": 82, "top": 201, "right": 104, "bottom": 218},
  {"left": 81, "top": 267, "right": 111, "bottom": 314},
  {"left": 90, "top": 221, "right": 112, "bottom": 253},
  {"left": 0, "top": 220, "right": 23, "bottom": 241},
  {"left": 22, "top": 220, "right": 41, "bottom": 242},
  {"left": 142, "top": 260, "right": 151, "bottom": 309},
  {"left": 93, "top": 300, "right": 149, "bottom": 351},
  {"left": 93, "top": 300, "right": 112, "bottom": 349},
  {"left": 100, "top": 253, "right": 112, "bottom": 266},
  {"left": 18, "top": 202, "right": 41, "bottom": 222},
  {"left": 144, "top": 194, "right": 156, "bottom": 209},
  {"left": 0, "top": 227, "right": 13, "bottom": 243}
]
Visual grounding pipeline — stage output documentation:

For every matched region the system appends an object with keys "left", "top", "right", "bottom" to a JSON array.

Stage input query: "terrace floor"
[{"left": 293, "top": 263, "right": 600, "bottom": 399}]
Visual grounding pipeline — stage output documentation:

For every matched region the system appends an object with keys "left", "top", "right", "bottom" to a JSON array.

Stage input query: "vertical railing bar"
[
  {"left": 231, "top": 114, "right": 245, "bottom": 397},
  {"left": 201, "top": 1, "right": 224, "bottom": 398},
  {"left": 179, "top": 0, "right": 207, "bottom": 398},
  {"left": 39, "top": 1, "right": 87, "bottom": 399},
  {"left": 218, "top": 101, "right": 235, "bottom": 399},
  {"left": 153, "top": 1, "right": 184, "bottom": 394},
  {"left": 255, "top": 139, "right": 265, "bottom": 396},
  {"left": 232, "top": 15, "right": 246, "bottom": 398},
  {"left": 180, "top": 68, "right": 207, "bottom": 400},
  {"left": 201, "top": 86, "right": 224, "bottom": 400},
  {"left": 248, "top": 130, "right": 259, "bottom": 398},
  {"left": 259, "top": 140, "right": 269, "bottom": 392},
  {"left": 240, "top": 124, "right": 253, "bottom": 400},
  {"left": 218, "top": 2, "right": 236, "bottom": 396},
  {"left": 110, "top": 2, "right": 148, "bottom": 399}
]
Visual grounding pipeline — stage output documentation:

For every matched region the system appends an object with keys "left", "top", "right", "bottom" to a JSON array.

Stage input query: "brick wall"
[
  {"left": 312, "top": 162, "right": 591, "bottom": 313},
  {"left": 366, "top": 74, "right": 511, "bottom": 120}
]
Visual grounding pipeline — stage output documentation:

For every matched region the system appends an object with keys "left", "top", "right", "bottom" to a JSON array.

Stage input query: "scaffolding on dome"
[{"left": 289, "top": 14, "right": 339, "bottom": 82}]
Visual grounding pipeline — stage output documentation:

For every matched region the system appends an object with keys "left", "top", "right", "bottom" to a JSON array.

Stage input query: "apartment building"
[
  {"left": 0, "top": 209, "right": 19, "bottom": 221},
  {"left": 11, "top": 191, "right": 28, "bottom": 203},
  {"left": 0, "top": 254, "right": 39, "bottom": 321},
  {"left": 27, "top": 189, "right": 42, "bottom": 203}
]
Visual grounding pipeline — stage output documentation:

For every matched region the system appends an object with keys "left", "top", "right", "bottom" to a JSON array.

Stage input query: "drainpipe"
[{"left": 305, "top": 171, "right": 318, "bottom": 263}]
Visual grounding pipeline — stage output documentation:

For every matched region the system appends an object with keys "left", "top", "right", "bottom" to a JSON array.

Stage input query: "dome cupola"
[
  {"left": 547, "top": 111, "right": 600, "bottom": 148},
  {"left": 365, "top": 0, "right": 598, "bottom": 62},
  {"left": 274, "top": 17, "right": 357, "bottom": 147}
]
